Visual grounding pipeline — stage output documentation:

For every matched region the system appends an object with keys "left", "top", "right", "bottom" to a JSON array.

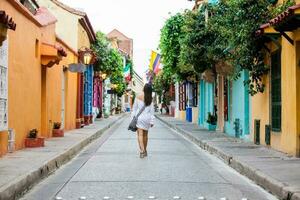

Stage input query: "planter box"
[
  {"left": 52, "top": 129, "right": 64, "bottom": 137},
  {"left": 207, "top": 124, "right": 217, "bottom": 131},
  {"left": 25, "top": 137, "right": 45, "bottom": 148}
]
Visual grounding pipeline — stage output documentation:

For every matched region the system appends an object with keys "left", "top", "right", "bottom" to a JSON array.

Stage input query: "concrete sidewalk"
[
  {"left": 0, "top": 114, "right": 126, "bottom": 200},
  {"left": 156, "top": 114, "right": 300, "bottom": 200}
]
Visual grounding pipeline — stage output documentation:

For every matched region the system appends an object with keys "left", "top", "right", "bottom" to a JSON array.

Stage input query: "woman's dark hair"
[{"left": 144, "top": 83, "right": 153, "bottom": 106}]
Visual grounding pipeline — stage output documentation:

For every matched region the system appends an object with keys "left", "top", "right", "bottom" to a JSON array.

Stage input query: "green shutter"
[{"left": 271, "top": 50, "right": 281, "bottom": 132}]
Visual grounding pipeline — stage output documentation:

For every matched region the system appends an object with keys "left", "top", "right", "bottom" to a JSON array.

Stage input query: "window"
[
  {"left": 20, "top": 0, "right": 38, "bottom": 15},
  {"left": 0, "top": 39, "right": 8, "bottom": 131},
  {"left": 192, "top": 83, "right": 198, "bottom": 107},
  {"left": 271, "top": 50, "right": 281, "bottom": 132},
  {"left": 35, "top": 39, "right": 39, "bottom": 58},
  {"left": 179, "top": 83, "right": 186, "bottom": 111}
]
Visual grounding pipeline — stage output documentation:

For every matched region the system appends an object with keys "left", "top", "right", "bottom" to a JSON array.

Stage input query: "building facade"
[
  {"left": 253, "top": 1, "right": 300, "bottom": 156},
  {"left": 0, "top": 0, "right": 69, "bottom": 155}
]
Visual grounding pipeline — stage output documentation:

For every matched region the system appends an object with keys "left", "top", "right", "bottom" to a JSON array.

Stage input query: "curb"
[
  {"left": 156, "top": 115, "right": 293, "bottom": 200},
  {"left": 0, "top": 114, "right": 126, "bottom": 200}
]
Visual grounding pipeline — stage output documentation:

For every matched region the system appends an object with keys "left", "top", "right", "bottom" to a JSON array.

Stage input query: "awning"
[
  {"left": 256, "top": 4, "right": 300, "bottom": 45},
  {"left": 0, "top": 10, "right": 16, "bottom": 30},
  {"left": 41, "top": 42, "right": 67, "bottom": 57},
  {"left": 41, "top": 42, "right": 67, "bottom": 67}
]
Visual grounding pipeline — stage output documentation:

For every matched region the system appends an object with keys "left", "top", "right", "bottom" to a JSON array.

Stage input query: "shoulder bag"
[{"left": 128, "top": 105, "right": 146, "bottom": 132}]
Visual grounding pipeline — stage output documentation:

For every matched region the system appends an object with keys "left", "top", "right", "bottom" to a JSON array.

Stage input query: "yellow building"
[
  {"left": 37, "top": 0, "right": 96, "bottom": 128},
  {"left": 252, "top": 1, "right": 300, "bottom": 156}
]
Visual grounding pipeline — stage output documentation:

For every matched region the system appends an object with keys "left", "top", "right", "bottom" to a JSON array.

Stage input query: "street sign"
[{"left": 68, "top": 63, "right": 86, "bottom": 73}]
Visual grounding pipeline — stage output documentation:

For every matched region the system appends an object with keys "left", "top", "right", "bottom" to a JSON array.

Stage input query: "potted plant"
[
  {"left": 25, "top": 129, "right": 45, "bottom": 148},
  {"left": 206, "top": 112, "right": 217, "bottom": 131},
  {"left": 52, "top": 122, "right": 64, "bottom": 137}
]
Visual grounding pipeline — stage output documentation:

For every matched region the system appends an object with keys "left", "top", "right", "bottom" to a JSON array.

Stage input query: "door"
[{"left": 61, "top": 70, "right": 65, "bottom": 129}]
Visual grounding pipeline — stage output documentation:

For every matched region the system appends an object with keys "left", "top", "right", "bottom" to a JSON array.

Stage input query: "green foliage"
[
  {"left": 109, "top": 49, "right": 126, "bottom": 97},
  {"left": 92, "top": 31, "right": 127, "bottom": 97},
  {"left": 159, "top": 13, "right": 188, "bottom": 80},
  {"left": 92, "top": 32, "right": 111, "bottom": 73},
  {"left": 270, "top": 0, "right": 295, "bottom": 17},
  {"left": 28, "top": 129, "right": 38, "bottom": 138},
  {"left": 158, "top": 0, "right": 294, "bottom": 96},
  {"left": 207, "top": 0, "right": 273, "bottom": 95},
  {"left": 126, "top": 57, "right": 134, "bottom": 78},
  {"left": 180, "top": 7, "right": 217, "bottom": 74},
  {"left": 206, "top": 112, "right": 217, "bottom": 125},
  {"left": 153, "top": 71, "right": 172, "bottom": 98},
  {"left": 53, "top": 122, "right": 61, "bottom": 129}
]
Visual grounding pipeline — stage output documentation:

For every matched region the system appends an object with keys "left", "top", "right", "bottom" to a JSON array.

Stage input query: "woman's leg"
[
  {"left": 137, "top": 129, "right": 145, "bottom": 153},
  {"left": 143, "top": 130, "right": 148, "bottom": 152}
]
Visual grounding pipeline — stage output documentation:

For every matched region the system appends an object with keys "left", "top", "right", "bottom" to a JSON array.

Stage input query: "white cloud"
[{"left": 60, "top": 0, "right": 193, "bottom": 76}]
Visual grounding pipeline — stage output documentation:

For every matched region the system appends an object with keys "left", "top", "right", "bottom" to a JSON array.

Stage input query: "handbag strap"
[{"left": 136, "top": 105, "right": 146, "bottom": 118}]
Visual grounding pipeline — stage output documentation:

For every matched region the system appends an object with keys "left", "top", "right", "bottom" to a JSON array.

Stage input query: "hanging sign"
[{"left": 68, "top": 63, "right": 86, "bottom": 73}]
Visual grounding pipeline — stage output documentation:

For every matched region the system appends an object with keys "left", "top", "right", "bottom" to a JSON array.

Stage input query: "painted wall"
[
  {"left": 224, "top": 70, "right": 250, "bottom": 139},
  {"left": 55, "top": 41, "right": 78, "bottom": 131},
  {"left": 179, "top": 110, "right": 186, "bottom": 121},
  {"left": 37, "top": 0, "right": 79, "bottom": 50},
  {"left": 198, "top": 80, "right": 214, "bottom": 128},
  {"left": 0, "top": 1, "right": 42, "bottom": 154},
  {"left": 175, "top": 82, "right": 180, "bottom": 118},
  {"left": 251, "top": 33, "right": 300, "bottom": 156},
  {"left": 192, "top": 107, "right": 198, "bottom": 124},
  {"left": 78, "top": 23, "right": 90, "bottom": 49}
]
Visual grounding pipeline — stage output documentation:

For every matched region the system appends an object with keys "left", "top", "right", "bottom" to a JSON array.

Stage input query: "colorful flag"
[
  {"left": 149, "top": 50, "right": 161, "bottom": 75},
  {"left": 153, "top": 54, "right": 161, "bottom": 75},
  {"left": 124, "top": 63, "right": 131, "bottom": 81},
  {"left": 149, "top": 50, "right": 157, "bottom": 71}
]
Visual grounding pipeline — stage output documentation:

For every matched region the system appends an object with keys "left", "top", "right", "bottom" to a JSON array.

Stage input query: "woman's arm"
[
  {"left": 131, "top": 99, "right": 138, "bottom": 118},
  {"left": 150, "top": 103, "right": 155, "bottom": 126}
]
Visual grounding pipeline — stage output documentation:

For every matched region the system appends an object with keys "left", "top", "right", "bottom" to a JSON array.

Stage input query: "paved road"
[{"left": 21, "top": 116, "right": 277, "bottom": 200}]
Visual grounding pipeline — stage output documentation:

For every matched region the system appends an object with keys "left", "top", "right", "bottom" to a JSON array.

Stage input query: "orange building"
[
  {"left": 37, "top": 0, "right": 97, "bottom": 128},
  {"left": 0, "top": 0, "right": 80, "bottom": 156}
]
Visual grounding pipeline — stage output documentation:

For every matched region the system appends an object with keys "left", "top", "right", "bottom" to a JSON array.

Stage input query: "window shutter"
[{"left": 271, "top": 50, "right": 281, "bottom": 132}]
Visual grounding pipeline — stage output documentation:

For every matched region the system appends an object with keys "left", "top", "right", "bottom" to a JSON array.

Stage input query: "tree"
[
  {"left": 159, "top": 13, "right": 190, "bottom": 81},
  {"left": 92, "top": 31, "right": 127, "bottom": 97},
  {"left": 92, "top": 31, "right": 111, "bottom": 73}
]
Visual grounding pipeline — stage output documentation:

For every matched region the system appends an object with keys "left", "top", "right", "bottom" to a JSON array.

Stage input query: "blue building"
[
  {"left": 83, "top": 65, "right": 94, "bottom": 125},
  {"left": 223, "top": 71, "right": 250, "bottom": 139},
  {"left": 198, "top": 79, "right": 215, "bottom": 129}
]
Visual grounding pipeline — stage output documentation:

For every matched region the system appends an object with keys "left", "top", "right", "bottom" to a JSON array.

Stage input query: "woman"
[{"left": 131, "top": 83, "right": 155, "bottom": 158}]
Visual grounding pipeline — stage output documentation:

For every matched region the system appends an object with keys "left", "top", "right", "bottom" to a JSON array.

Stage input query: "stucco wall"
[
  {"left": 251, "top": 34, "right": 300, "bottom": 156},
  {"left": 0, "top": 1, "right": 42, "bottom": 154},
  {"left": 78, "top": 23, "right": 90, "bottom": 48},
  {"left": 224, "top": 70, "right": 250, "bottom": 138},
  {"left": 198, "top": 80, "right": 214, "bottom": 128},
  {"left": 62, "top": 54, "right": 78, "bottom": 131},
  {"left": 192, "top": 107, "right": 198, "bottom": 124},
  {"left": 37, "top": 0, "right": 79, "bottom": 50}
]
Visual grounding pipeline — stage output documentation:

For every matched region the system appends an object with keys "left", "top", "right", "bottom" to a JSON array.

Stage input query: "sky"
[{"left": 60, "top": 0, "right": 194, "bottom": 78}]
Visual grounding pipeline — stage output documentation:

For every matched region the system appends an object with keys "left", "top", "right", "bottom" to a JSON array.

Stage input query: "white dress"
[{"left": 131, "top": 98, "right": 155, "bottom": 131}]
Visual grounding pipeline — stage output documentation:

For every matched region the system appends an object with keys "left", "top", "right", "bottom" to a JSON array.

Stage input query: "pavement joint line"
[
  {"left": 51, "top": 116, "right": 126, "bottom": 199},
  {"left": 0, "top": 114, "right": 127, "bottom": 200},
  {"left": 155, "top": 115, "right": 289, "bottom": 200}
]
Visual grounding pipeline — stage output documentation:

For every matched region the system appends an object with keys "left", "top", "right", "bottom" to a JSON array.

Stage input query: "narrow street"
[{"left": 21, "top": 116, "right": 277, "bottom": 200}]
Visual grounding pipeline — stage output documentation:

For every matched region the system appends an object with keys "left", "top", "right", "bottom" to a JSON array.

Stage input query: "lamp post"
[
  {"left": 83, "top": 51, "right": 92, "bottom": 65},
  {"left": 78, "top": 47, "right": 95, "bottom": 65}
]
